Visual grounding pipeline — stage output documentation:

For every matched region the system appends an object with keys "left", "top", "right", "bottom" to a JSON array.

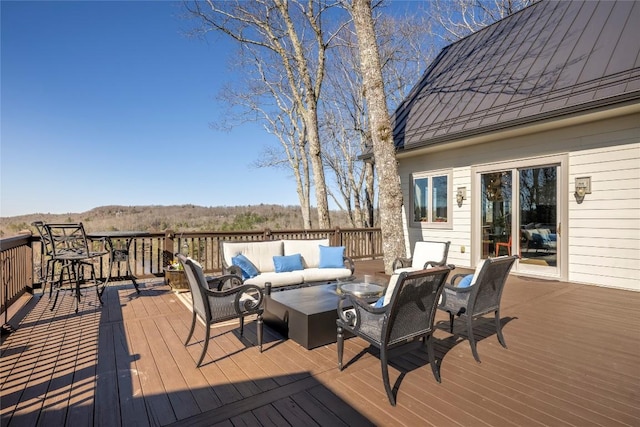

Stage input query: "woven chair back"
[
  {"left": 385, "top": 266, "right": 451, "bottom": 345},
  {"left": 469, "top": 255, "right": 518, "bottom": 317}
]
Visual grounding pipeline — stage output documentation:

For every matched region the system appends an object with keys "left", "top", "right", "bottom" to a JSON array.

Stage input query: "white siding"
[
  {"left": 397, "top": 111, "right": 640, "bottom": 290},
  {"left": 568, "top": 143, "right": 640, "bottom": 290}
]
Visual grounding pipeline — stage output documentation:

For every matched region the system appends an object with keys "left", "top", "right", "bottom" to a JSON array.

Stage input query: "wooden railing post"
[
  {"left": 333, "top": 227, "right": 341, "bottom": 247},
  {"left": 163, "top": 230, "right": 175, "bottom": 267}
]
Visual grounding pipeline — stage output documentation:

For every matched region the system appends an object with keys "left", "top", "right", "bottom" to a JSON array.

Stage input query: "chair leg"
[
  {"left": 51, "top": 263, "right": 70, "bottom": 311},
  {"left": 337, "top": 326, "right": 344, "bottom": 371},
  {"left": 495, "top": 310, "right": 507, "bottom": 349},
  {"left": 467, "top": 316, "right": 481, "bottom": 363},
  {"left": 239, "top": 315, "right": 245, "bottom": 336},
  {"left": 185, "top": 312, "right": 197, "bottom": 346},
  {"left": 449, "top": 312, "right": 455, "bottom": 334},
  {"left": 380, "top": 348, "right": 396, "bottom": 406},
  {"left": 426, "top": 334, "right": 441, "bottom": 383},
  {"left": 197, "top": 325, "right": 211, "bottom": 367},
  {"left": 43, "top": 259, "right": 53, "bottom": 299},
  {"left": 90, "top": 265, "right": 102, "bottom": 306},
  {"left": 257, "top": 313, "right": 263, "bottom": 353},
  {"left": 72, "top": 263, "right": 81, "bottom": 313}
]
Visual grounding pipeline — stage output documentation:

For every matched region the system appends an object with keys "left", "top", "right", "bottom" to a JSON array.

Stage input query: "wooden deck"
[{"left": 2, "top": 260, "right": 639, "bottom": 426}]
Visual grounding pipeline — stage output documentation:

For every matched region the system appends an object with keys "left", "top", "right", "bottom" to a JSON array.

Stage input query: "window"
[{"left": 411, "top": 171, "right": 451, "bottom": 227}]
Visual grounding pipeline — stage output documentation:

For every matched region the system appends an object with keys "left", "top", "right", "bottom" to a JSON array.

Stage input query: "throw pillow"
[
  {"left": 457, "top": 274, "right": 474, "bottom": 288},
  {"left": 231, "top": 254, "right": 259, "bottom": 279},
  {"left": 273, "top": 254, "right": 304, "bottom": 273},
  {"left": 318, "top": 245, "right": 345, "bottom": 268},
  {"left": 373, "top": 296, "right": 385, "bottom": 308}
]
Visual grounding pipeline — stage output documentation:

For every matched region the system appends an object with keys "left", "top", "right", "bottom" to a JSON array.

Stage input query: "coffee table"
[{"left": 263, "top": 282, "right": 385, "bottom": 350}]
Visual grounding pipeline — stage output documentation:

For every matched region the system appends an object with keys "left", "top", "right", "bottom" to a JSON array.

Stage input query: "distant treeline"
[{"left": 0, "top": 204, "right": 358, "bottom": 238}]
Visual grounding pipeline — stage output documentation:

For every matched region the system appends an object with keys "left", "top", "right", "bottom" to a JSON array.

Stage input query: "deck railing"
[
  {"left": 1, "top": 227, "right": 382, "bottom": 319},
  {"left": 1, "top": 233, "right": 34, "bottom": 318}
]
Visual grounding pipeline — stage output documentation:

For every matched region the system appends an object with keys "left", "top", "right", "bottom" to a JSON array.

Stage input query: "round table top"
[{"left": 336, "top": 282, "right": 386, "bottom": 298}]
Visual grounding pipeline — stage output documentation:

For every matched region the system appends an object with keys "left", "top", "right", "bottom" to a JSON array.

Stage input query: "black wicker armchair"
[
  {"left": 438, "top": 255, "right": 518, "bottom": 362},
  {"left": 177, "top": 254, "right": 264, "bottom": 367},
  {"left": 336, "top": 266, "right": 453, "bottom": 406}
]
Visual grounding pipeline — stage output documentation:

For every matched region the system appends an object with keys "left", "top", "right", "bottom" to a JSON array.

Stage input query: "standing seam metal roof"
[{"left": 392, "top": 0, "right": 640, "bottom": 151}]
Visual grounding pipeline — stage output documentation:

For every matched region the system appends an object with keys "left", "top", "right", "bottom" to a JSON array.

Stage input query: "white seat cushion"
[
  {"left": 283, "top": 239, "right": 329, "bottom": 268},
  {"left": 244, "top": 271, "right": 305, "bottom": 288},
  {"left": 301, "top": 267, "right": 352, "bottom": 283},
  {"left": 411, "top": 241, "right": 448, "bottom": 269}
]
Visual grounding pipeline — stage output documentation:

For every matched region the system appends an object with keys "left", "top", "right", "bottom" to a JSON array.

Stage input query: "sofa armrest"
[
  {"left": 343, "top": 256, "right": 355, "bottom": 274},
  {"left": 223, "top": 264, "right": 244, "bottom": 279}
]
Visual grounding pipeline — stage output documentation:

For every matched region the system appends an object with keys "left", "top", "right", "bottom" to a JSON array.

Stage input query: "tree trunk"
[
  {"left": 365, "top": 160, "right": 375, "bottom": 227},
  {"left": 350, "top": 0, "right": 405, "bottom": 273},
  {"left": 304, "top": 108, "right": 331, "bottom": 229}
]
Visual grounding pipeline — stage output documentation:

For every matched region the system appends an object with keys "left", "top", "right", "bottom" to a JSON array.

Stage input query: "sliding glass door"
[{"left": 478, "top": 160, "right": 560, "bottom": 277}]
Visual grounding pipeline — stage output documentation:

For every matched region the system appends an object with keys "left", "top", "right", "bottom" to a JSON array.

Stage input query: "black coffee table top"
[
  {"left": 268, "top": 282, "right": 386, "bottom": 315},
  {"left": 267, "top": 284, "right": 341, "bottom": 316}
]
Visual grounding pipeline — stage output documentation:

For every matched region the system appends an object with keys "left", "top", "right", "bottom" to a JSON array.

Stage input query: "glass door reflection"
[
  {"left": 519, "top": 166, "right": 557, "bottom": 271},
  {"left": 480, "top": 171, "right": 512, "bottom": 259}
]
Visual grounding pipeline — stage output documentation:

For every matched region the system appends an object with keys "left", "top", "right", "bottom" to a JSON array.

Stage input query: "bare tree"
[
  {"left": 429, "top": 0, "right": 539, "bottom": 42},
  {"left": 348, "top": 0, "right": 405, "bottom": 273},
  {"left": 185, "top": 0, "right": 341, "bottom": 228},
  {"left": 217, "top": 45, "right": 314, "bottom": 228},
  {"left": 320, "top": 6, "right": 435, "bottom": 229},
  {"left": 320, "top": 27, "right": 371, "bottom": 227}
]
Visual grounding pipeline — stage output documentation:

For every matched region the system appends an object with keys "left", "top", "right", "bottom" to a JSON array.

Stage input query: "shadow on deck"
[{"left": 2, "top": 260, "right": 639, "bottom": 426}]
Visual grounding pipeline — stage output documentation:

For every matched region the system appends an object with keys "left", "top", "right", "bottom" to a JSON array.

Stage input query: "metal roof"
[{"left": 392, "top": 0, "right": 640, "bottom": 152}]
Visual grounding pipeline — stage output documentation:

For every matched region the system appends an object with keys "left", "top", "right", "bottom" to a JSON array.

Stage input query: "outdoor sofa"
[
  {"left": 221, "top": 238, "right": 354, "bottom": 290},
  {"left": 521, "top": 224, "right": 557, "bottom": 252}
]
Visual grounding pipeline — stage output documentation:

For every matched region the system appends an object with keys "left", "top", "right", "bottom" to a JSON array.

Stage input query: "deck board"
[{"left": 2, "top": 260, "right": 640, "bottom": 426}]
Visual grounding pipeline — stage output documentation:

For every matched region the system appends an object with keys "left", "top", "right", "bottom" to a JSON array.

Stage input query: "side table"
[{"left": 164, "top": 268, "right": 189, "bottom": 292}]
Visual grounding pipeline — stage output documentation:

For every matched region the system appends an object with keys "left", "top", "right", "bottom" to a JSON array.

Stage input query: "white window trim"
[{"left": 410, "top": 169, "right": 453, "bottom": 229}]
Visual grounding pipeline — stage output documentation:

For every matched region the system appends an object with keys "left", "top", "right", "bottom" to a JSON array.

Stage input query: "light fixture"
[
  {"left": 456, "top": 187, "right": 466, "bottom": 207},
  {"left": 574, "top": 176, "right": 591, "bottom": 204}
]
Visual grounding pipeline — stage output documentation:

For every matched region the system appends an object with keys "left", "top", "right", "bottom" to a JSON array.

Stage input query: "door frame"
[{"left": 472, "top": 154, "right": 568, "bottom": 280}]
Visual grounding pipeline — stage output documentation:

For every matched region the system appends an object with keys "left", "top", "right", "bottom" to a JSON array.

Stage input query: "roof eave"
[{"left": 393, "top": 92, "right": 640, "bottom": 159}]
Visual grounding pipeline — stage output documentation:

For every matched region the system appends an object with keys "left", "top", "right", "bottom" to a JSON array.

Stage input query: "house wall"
[{"left": 397, "top": 111, "right": 640, "bottom": 291}]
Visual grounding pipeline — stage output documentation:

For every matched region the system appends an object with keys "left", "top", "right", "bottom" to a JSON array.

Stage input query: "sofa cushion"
[
  {"left": 273, "top": 254, "right": 304, "bottom": 273},
  {"left": 223, "top": 240, "right": 283, "bottom": 273},
  {"left": 231, "top": 254, "right": 259, "bottom": 279},
  {"left": 457, "top": 274, "right": 474, "bottom": 288},
  {"left": 244, "top": 271, "right": 305, "bottom": 288},
  {"left": 283, "top": 239, "right": 329, "bottom": 268},
  {"left": 301, "top": 267, "right": 352, "bottom": 283},
  {"left": 319, "top": 245, "right": 345, "bottom": 268}
]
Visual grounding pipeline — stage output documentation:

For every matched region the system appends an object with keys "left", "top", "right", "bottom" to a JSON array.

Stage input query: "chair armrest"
[
  {"left": 443, "top": 282, "right": 474, "bottom": 292},
  {"left": 448, "top": 273, "right": 467, "bottom": 286},
  {"left": 343, "top": 256, "right": 355, "bottom": 274},
  {"left": 337, "top": 293, "right": 387, "bottom": 327},
  {"left": 440, "top": 281, "right": 473, "bottom": 311},
  {"left": 203, "top": 283, "right": 264, "bottom": 315},
  {"left": 206, "top": 274, "right": 243, "bottom": 291},
  {"left": 392, "top": 257, "right": 412, "bottom": 271},
  {"left": 422, "top": 260, "right": 445, "bottom": 269}
]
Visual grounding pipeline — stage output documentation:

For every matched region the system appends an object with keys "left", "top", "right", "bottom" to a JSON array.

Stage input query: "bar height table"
[{"left": 87, "top": 231, "right": 149, "bottom": 295}]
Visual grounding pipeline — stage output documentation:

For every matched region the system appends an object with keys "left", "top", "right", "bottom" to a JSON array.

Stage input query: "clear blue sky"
[{"left": 1, "top": 0, "right": 304, "bottom": 217}]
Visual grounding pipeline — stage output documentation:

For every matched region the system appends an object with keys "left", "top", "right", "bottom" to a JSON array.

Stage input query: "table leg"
[
  {"left": 122, "top": 237, "right": 141, "bottom": 293},
  {"left": 99, "top": 237, "right": 140, "bottom": 296}
]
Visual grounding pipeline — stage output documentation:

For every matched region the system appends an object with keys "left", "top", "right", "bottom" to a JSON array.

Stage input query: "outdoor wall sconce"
[
  {"left": 456, "top": 187, "right": 466, "bottom": 207},
  {"left": 574, "top": 176, "right": 591, "bottom": 204}
]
